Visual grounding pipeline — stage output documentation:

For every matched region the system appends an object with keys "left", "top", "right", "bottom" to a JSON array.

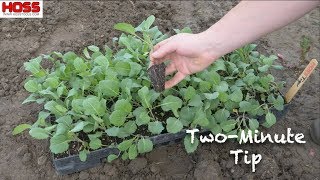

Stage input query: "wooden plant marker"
[{"left": 285, "top": 59, "right": 318, "bottom": 103}]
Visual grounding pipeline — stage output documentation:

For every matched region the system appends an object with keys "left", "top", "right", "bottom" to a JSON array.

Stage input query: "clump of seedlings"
[{"left": 13, "top": 15, "right": 285, "bottom": 162}]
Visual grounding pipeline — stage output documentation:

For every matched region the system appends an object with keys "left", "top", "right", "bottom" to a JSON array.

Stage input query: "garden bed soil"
[{"left": 0, "top": 1, "right": 319, "bottom": 179}]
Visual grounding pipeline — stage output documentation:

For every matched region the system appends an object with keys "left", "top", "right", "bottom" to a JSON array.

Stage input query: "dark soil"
[
  {"left": 0, "top": 1, "right": 319, "bottom": 180},
  {"left": 148, "top": 63, "right": 166, "bottom": 92}
]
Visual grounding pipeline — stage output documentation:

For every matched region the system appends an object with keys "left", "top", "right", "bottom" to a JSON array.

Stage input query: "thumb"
[
  {"left": 151, "top": 40, "right": 176, "bottom": 60},
  {"left": 165, "top": 72, "right": 186, "bottom": 89}
]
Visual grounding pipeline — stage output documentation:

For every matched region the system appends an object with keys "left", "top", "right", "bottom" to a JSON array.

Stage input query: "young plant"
[{"left": 13, "top": 15, "right": 285, "bottom": 161}]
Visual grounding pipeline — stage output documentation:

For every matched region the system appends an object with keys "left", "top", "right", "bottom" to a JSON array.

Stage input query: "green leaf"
[
  {"left": 144, "top": 15, "right": 155, "bottom": 29},
  {"left": 188, "top": 95, "right": 203, "bottom": 107},
  {"left": 263, "top": 112, "right": 276, "bottom": 128},
  {"left": 88, "top": 45, "right": 100, "bottom": 52},
  {"left": 133, "top": 107, "right": 147, "bottom": 117},
  {"left": 56, "top": 123, "right": 68, "bottom": 135},
  {"left": 29, "top": 127, "right": 49, "bottom": 139},
  {"left": 204, "top": 92, "right": 219, "bottom": 100},
  {"left": 70, "top": 121, "right": 88, "bottom": 132},
  {"left": 138, "top": 86, "right": 151, "bottom": 108},
  {"left": 83, "top": 96, "right": 105, "bottom": 116},
  {"left": 106, "top": 127, "right": 120, "bottom": 137},
  {"left": 128, "top": 144, "right": 138, "bottom": 160},
  {"left": 114, "top": 61, "right": 131, "bottom": 76},
  {"left": 114, "top": 99, "right": 132, "bottom": 113},
  {"left": 39, "top": 88, "right": 59, "bottom": 100},
  {"left": 107, "top": 154, "right": 118, "bottom": 163},
  {"left": 79, "top": 150, "right": 87, "bottom": 162},
  {"left": 56, "top": 115, "right": 73, "bottom": 126},
  {"left": 45, "top": 77, "right": 59, "bottom": 89},
  {"left": 207, "top": 71, "right": 221, "bottom": 85},
  {"left": 57, "top": 85, "right": 65, "bottom": 97},
  {"left": 89, "top": 138, "right": 102, "bottom": 150},
  {"left": 110, "top": 110, "right": 127, "bottom": 127},
  {"left": 161, "top": 95, "right": 182, "bottom": 117},
  {"left": 192, "top": 110, "right": 209, "bottom": 127},
  {"left": 229, "top": 89, "right": 243, "bottom": 102},
  {"left": 199, "top": 81, "right": 211, "bottom": 92},
  {"left": 50, "top": 134, "right": 70, "bottom": 154},
  {"left": 135, "top": 111, "right": 150, "bottom": 126},
  {"left": 94, "top": 55, "right": 109, "bottom": 68},
  {"left": 214, "top": 109, "right": 230, "bottom": 123},
  {"left": 88, "top": 132, "right": 103, "bottom": 140},
  {"left": 22, "top": 94, "right": 37, "bottom": 104},
  {"left": 243, "top": 73, "right": 257, "bottom": 85},
  {"left": 272, "top": 65, "right": 284, "bottom": 70},
  {"left": 24, "top": 79, "right": 41, "bottom": 93},
  {"left": 44, "top": 125, "right": 57, "bottom": 132},
  {"left": 73, "top": 57, "right": 87, "bottom": 72},
  {"left": 267, "top": 94, "right": 276, "bottom": 103},
  {"left": 92, "top": 114, "right": 104, "bottom": 123},
  {"left": 148, "top": 121, "right": 164, "bottom": 135},
  {"left": 212, "top": 60, "right": 226, "bottom": 71},
  {"left": 215, "top": 81, "right": 229, "bottom": 92},
  {"left": 184, "top": 135, "right": 199, "bottom": 153},
  {"left": 63, "top": 51, "right": 77, "bottom": 62},
  {"left": 220, "top": 119, "right": 237, "bottom": 132},
  {"left": 118, "top": 139, "right": 133, "bottom": 151},
  {"left": 97, "top": 80, "right": 120, "bottom": 97},
  {"left": 180, "top": 106, "right": 195, "bottom": 126},
  {"left": 137, "top": 138, "right": 153, "bottom": 153},
  {"left": 218, "top": 92, "right": 229, "bottom": 102},
  {"left": 24, "top": 57, "right": 46, "bottom": 77},
  {"left": 44, "top": 101, "right": 68, "bottom": 116},
  {"left": 129, "top": 62, "right": 142, "bottom": 77},
  {"left": 121, "top": 151, "right": 129, "bottom": 160},
  {"left": 114, "top": 23, "right": 136, "bottom": 35},
  {"left": 249, "top": 119, "right": 259, "bottom": 130},
  {"left": 71, "top": 99, "right": 84, "bottom": 113},
  {"left": 273, "top": 96, "right": 284, "bottom": 111},
  {"left": 210, "top": 124, "right": 222, "bottom": 135},
  {"left": 12, "top": 124, "right": 31, "bottom": 135},
  {"left": 224, "top": 100, "right": 238, "bottom": 111},
  {"left": 123, "top": 121, "right": 137, "bottom": 134},
  {"left": 179, "top": 27, "right": 193, "bottom": 33},
  {"left": 248, "top": 44, "right": 257, "bottom": 51},
  {"left": 166, "top": 117, "right": 183, "bottom": 133},
  {"left": 258, "top": 65, "right": 270, "bottom": 72},
  {"left": 263, "top": 56, "right": 277, "bottom": 66},
  {"left": 184, "top": 86, "right": 196, "bottom": 101},
  {"left": 117, "top": 128, "right": 131, "bottom": 138},
  {"left": 239, "top": 101, "right": 253, "bottom": 112},
  {"left": 83, "top": 48, "right": 90, "bottom": 59}
]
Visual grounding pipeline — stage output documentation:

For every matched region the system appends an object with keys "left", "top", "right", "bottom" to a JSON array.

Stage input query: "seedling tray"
[{"left": 53, "top": 104, "right": 290, "bottom": 175}]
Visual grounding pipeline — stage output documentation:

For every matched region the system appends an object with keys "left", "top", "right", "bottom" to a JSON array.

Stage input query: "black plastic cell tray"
[{"left": 53, "top": 104, "right": 290, "bottom": 175}]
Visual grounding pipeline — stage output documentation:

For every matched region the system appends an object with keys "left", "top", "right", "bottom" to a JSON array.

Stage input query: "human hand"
[{"left": 150, "top": 32, "right": 220, "bottom": 89}]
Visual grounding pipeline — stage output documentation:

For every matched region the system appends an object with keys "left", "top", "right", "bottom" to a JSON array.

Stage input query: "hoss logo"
[
  {"left": 0, "top": 0, "right": 43, "bottom": 18},
  {"left": 2, "top": 1, "right": 40, "bottom": 13}
]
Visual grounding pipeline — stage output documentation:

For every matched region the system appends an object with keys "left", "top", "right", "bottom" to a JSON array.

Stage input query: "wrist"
[{"left": 197, "top": 26, "right": 227, "bottom": 62}]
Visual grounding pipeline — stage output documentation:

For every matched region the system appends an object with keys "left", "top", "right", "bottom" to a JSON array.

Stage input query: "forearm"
[{"left": 201, "top": 0, "right": 319, "bottom": 60}]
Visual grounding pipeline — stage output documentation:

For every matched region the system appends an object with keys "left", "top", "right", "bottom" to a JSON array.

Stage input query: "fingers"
[
  {"left": 151, "top": 39, "right": 176, "bottom": 62},
  {"left": 165, "top": 62, "right": 176, "bottom": 76},
  {"left": 153, "top": 38, "right": 171, "bottom": 52},
  {"left": 165, "top": 72, "right": 186, "bottom": 89},
  {"left": 148, "top": 49, "right": 155, "bottom": 68}
]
